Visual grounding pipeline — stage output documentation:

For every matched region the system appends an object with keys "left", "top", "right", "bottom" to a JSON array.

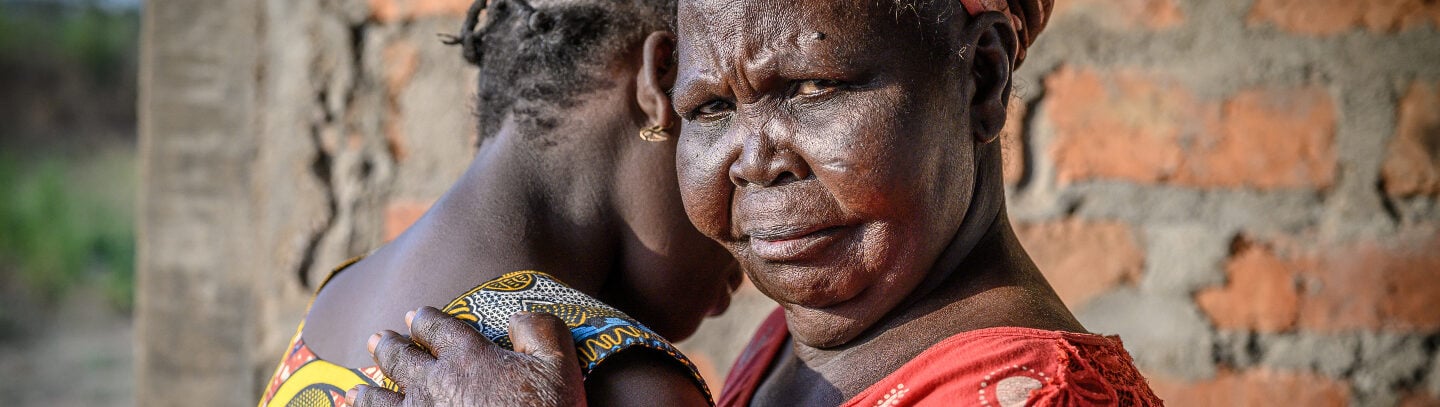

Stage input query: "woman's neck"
[
  {"left": 379, "top": 120, "right": 625, "bottom": 296},
  {"left": 777, "top": 217, "right": 1082, "bottom": 399},
  {"left": 782, "top": 143, "right": 1084, "bottom": 396}
]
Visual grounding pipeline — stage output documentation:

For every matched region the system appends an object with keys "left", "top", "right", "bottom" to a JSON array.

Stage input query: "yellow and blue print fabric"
[{"left": 261, "top": 269, "right": 712, "bottom": 406}]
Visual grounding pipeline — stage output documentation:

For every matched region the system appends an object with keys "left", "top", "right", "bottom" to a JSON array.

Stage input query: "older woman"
[
  {"left": 352, "top": 0, "right": 1162, "bottom": 406},
  {"left": 257, "top": 0, "right": 742, "bottom": 406}
]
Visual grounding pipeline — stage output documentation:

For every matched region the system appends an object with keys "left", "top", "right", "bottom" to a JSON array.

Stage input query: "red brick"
[
  {"left": 384, "top": 199, "right": 433, "bottom": 242},
  {"left": 382, "top": 40, "right": 420, "bottom": 103},
  {"left": 1150, "top": 369, "right": 1351, "bottom": 407},
  {"left": 382, "top": 40, "right": 420, "bottom": 162},
  {"left": 1014, "top": 219, "right": 1144, "bottom": 309},
  {"left": 1001, "top": 98, "right": 1028, "bottom": 186},
  {"left": 1174, "top": 86, "right": 1337, "bottom": 189},
  {"left": 1291, "top": 227, "right": 1440, "bottom": 332},
  {"left": 1383, "top": 81, "right": 1440, "bottom": 197},
  {"left": 1052, "top": 0, "right": 1184, "bottom": 30},
  {"left": 1196, "top": 227, "right": 1440, "bottom": 333},
  {"left": 1248, "top": 0, "right": 1440, "bottom": 36},
  {"left": 1195, "top": 240, "right": 1300, "bottom": 332},
  {"left": 1046, "top": 67, "right": 1195, "bottom": 185},
  {"left": 371, "top": 0, "right": 471, "bottom": 23},
  {"left": 1401, "top": 391, "right": 1440, "bottom": 407},
  {"left": 1046, "top": 66, "right": 1336, "bottom": 189}
]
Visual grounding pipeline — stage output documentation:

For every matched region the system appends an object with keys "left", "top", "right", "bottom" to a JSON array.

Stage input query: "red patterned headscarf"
[{"left": 958, "top": 0, "right": 1053, "bottom": 68}]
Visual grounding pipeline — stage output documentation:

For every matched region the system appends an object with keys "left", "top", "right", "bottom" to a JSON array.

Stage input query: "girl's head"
[
  {"left": 667, "top": 0, "right": 1050, "bottom": 347},
  {"left": 453, "top": 0, "right": 739, "bottom": 340},
  {"left": 456, "top": 0, "right": 675, "bottom": 137}
]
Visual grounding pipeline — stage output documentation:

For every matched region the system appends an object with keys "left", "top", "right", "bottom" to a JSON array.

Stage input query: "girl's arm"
[{"left": 350, "top": 307, "right": 708, "bottom": 407}]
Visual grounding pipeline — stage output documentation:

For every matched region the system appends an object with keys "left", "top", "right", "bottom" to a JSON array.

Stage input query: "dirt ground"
[{"left": 0, "top": 282, "right": 134, "bottom": 407}]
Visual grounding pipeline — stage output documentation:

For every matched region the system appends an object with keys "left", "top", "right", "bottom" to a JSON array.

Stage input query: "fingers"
[
  {"left": 347, "top": 384, "right": 403, "bottom": 407},
  {"left": 369, "top": 330, "right": 433, "bottom": 388},
  {"left": 507, "top": 311, "right": 578, "bottom": 366},
  {"left": 509, "top": 312, "right": 587, "bottom": 407},
  {"left": 408, "top": 306, "right": 493, "bottom": 358}
]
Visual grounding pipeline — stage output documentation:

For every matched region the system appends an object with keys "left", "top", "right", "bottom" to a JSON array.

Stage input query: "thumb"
[
  {"left": 507, "top": 311, "right": 580, "bottom": 367},
  {"left": 508, "top": 311, "right": 587, "bottom": 407}
]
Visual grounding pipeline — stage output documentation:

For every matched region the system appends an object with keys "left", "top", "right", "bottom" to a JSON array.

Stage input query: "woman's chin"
[
  {"left": 780, "top": 304, "right": 874, "bottom": 349},
  {"left": 745, "top": 261, "right": 870, "bottom": 309}
]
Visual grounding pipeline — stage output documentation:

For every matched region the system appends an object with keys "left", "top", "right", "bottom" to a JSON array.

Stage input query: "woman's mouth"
[{"left": 745, "top": 224, "right": 848, "bottom": 262}]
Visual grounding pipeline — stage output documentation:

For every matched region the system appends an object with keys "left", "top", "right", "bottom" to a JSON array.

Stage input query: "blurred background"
[
  {"left": 0, "top": 0, "right": 139, "bottom": 405},
  {"left": 2, "top": 0, "right": 1439, "bottom": 406}
]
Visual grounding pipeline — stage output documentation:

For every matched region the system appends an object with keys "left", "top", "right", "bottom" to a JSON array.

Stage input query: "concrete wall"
[
  {"left": 139, "top": 0, "right": 479, "bottom": 404},
  {"left": 137, "top": 0, "right": 1440, "bottom": 405},
  {"left": 137, "top": 0, "right": 261, "bottom": 404}
]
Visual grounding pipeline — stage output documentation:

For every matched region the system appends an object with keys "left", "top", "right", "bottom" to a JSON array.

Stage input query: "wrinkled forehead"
[
  {"left": 678, "top": 0, "right": 873, "bottom": 33},
  {"left": 676, "top": 0, "right": 883, "bottom": 59}
]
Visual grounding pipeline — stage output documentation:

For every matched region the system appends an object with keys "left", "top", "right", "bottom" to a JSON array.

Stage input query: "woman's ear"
[
  {"left": 958, "top": 12, "right": 1018, "bottom": 145},
  {"left": 636, "top": 31, "right": 679, "bottom": 132}
]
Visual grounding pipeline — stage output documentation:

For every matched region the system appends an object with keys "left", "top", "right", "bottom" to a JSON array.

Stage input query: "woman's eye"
[
  {"left": 794, "top": 80, "right": 840, "bottom": 97},
  {"left": 693, "top": 100, "right": 734, "bottom": 120}
]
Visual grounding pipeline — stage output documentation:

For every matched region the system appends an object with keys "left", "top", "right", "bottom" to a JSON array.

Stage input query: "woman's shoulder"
[
  {"left": 840, "top": 327, "right": 1163, "bottom": 407},
  {"left": 443, "top": 270, "right": 714, "bottom": 401}
]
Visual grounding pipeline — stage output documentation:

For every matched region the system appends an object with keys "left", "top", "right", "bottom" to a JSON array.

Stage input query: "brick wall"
[
  {"left": 139, "top": 0, "right": 1440, "bottom": 405},
  {"left": 1003, "top": 1, "right": 1440, "bottom": 405}
]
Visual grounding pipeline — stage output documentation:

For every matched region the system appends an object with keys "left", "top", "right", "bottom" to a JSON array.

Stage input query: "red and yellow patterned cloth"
[{"left": 259, "top": 322, "right": 397, "bottom": 407}]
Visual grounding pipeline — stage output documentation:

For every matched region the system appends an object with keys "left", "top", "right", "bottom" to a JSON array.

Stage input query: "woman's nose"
[{"left": 729, "top": 131, "right": 811, "bottom": 188}]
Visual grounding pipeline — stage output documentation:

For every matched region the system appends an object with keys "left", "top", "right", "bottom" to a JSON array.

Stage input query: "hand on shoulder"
[
  {"left": 348, "top": 307, "right": 587, "bottom": 407},
  {"left": 346, "top": 306, "right": 710, "bottom": 407}
]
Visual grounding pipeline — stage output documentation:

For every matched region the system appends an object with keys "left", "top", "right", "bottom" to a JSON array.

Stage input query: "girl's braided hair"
[{"left": 443, "top": 0, "right": 677, "bottom": 141}]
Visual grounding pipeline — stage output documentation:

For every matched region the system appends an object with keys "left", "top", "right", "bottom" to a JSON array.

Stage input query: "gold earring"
[{"left": 639, "top": 124, "right": 669, "bottom": 142}]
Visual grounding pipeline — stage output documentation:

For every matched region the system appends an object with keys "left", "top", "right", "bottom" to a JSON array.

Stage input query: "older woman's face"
[{"left": 672, "top": 0, "right": 979, "bottom": 347}]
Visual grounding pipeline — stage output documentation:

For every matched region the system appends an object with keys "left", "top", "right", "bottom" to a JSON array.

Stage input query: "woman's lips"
[
  {"left": 745, "top": 225, "right": 847, "bottom": 262},
  {"left": 730, "top": 184, "right": 852, "bottom": 263}
]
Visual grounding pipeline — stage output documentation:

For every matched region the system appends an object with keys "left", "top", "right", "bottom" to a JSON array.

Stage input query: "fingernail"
[
  {"left": 405, "top": 310, "right": 415, "bottom": 328},
  {"left": 345, "top": 387, "right": 360, "bottom": 404},
  {"left": 367, "top": 333, "right": 381, "bottom": 353}
]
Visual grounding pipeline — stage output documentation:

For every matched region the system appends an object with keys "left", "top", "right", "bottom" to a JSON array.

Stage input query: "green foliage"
[
  {"left": 59, "top": 6, "right": 140, "bottom": 84},
  {"left": 0, "top": 2, "right": 140, "bottom": 86},
  {"left": 0, "top": 2, "right": 140, "bottom": 311},
  {"left": 0, "top": 149, "right": 137, "bottom": 310}
]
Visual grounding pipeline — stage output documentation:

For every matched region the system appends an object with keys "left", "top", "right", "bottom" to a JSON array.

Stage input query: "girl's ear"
[
  {"left": 636, "top": 31, "right": 679, "bottom": 132},
  {"left": 956, "top": 11, "right": 1018, "bottom": 144}
]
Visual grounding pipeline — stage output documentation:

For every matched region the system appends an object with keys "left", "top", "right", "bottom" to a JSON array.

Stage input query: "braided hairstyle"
[{"left": 445, "top": 0, "right": 677, "bottom": 141}]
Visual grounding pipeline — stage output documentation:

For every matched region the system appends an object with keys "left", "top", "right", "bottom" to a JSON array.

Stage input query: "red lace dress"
[{"left": 718, "top": 309, "right": 1163, "bottom": 407}]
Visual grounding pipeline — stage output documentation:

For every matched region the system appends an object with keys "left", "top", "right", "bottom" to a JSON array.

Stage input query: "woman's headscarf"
[{"left": 958, "top": 0, "right": 1053, "bottom": 68}]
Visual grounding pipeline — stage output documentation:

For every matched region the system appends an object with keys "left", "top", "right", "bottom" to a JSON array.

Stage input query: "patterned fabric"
[
  {"left": 442, "top": 270, "right": 712, "bottom": 398},
  {"left": 260, "top": 268, "right": 712, "bottom": 407},
  {"left": 718, "top": 308, "right": 1162, "bottom": 407},
  {"left": 259, "top": 323, "right": 397, "bottom": 407}
]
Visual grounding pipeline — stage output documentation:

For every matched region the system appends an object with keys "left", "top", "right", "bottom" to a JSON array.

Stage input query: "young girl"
[
  {"left": 258, "top": 0, "right": 739, "bottom": 405},
  {"left": 353, "top": 0, "right": 1163, "bottom": 406}
]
